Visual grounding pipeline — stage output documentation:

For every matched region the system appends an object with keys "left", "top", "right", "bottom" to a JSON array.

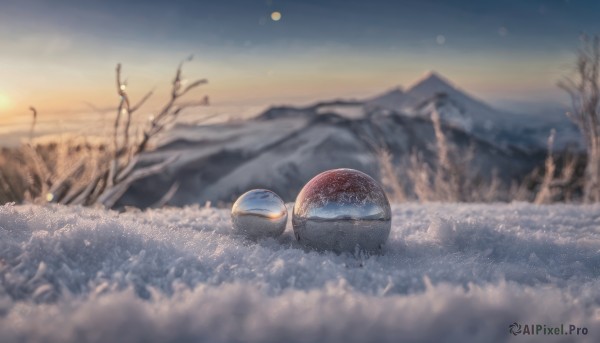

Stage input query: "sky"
[{"left": 0, "top": 0, "right": 599, "bottom": 119}]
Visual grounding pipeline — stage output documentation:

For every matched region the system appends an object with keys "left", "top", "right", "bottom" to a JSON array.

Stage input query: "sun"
[{"left": 0, "top": 93, "right": 11, "bottom": 111}]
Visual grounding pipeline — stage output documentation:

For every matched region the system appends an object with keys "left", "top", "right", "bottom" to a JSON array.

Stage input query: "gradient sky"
[{"left": 1, "top": 0, "right": 599, "bottom": 118}]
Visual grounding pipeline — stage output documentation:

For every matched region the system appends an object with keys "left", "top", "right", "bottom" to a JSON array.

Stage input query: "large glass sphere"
[
  {"left": 292, "top": 168, "right": 391, "bottom": 253},
  {"left": 231, "top": 189, "right": 288, "bottom": 239}
]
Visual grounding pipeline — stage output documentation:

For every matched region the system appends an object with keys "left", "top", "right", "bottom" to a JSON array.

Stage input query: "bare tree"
[
  {"left": 78, "top": 56, "right": 209, "bottom": 208},
  {"left": 0, "top": 57, "right": 209, "bottom": 208},
  {"left": 559, "top": 34, "right": 600, "bottom": 203}
]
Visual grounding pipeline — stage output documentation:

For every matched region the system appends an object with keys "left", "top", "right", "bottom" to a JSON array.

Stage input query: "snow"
[
  {"left": 401, "top": 72, "right": 534, "bottom": 133},
  {"left": 197, "top": 125, "right": 373, "bottom": 203},
  {"left": 122, "top": 106, "right": 538, "bottom": 208},
  {"left": 0, "top": 203, "right": 599, "bottom": 342},
  {"left": 366, "top": 87, "right": 415, "bottom": 111},
  {"left": 316, "top": 104, "right": 366, "bottom": 119},
  {"left": 365, "top": 71, "right": 583, "bottom": 152},
  {"left": 366, "top": 72, "right": 497, "bottom": 120},
  {"left": 154, "top": 116, "right": 310, "bottom": 167}
]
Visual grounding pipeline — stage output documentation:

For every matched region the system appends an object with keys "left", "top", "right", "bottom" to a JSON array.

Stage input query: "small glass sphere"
[
  {"left": 292, "top": 168, "right": 391, "bottom": 253},
  {"left": 231, "top": 189, "right": 288, "bottom": 239}
]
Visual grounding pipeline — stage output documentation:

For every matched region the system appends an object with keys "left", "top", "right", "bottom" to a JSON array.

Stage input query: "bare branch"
[
  {"left": 97, "top": 154, "right": 179, "bottom": 208},
  {"left": 1, "top": 58, "right": 208, "bottom": 208},
  {"left": 130, "top": 89, "right": 154, "bottom": 113},
  {"left": 28, "top": 106, "right": 37, "bottom": 142},
  {"left": 179, "top": 79, "right": 208, "bottom": 97},
  {"left": 150, "top": 181, "right": 180, "bottom": 208}
]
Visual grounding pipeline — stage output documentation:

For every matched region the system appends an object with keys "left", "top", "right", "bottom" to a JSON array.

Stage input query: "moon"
[{"left": 271, "top": 11, "right": 281, "bottom": 21}]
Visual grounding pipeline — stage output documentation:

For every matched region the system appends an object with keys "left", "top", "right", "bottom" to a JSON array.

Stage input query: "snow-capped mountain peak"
[
  {"left": 407, "top": 71, "right": 457, "bottom": 96},
  {"left": 394, "top": 71, "right": 510, "bottom": 130},
  {"left": 406, "top": 71, "right": 486, "bottom": 110},
  {"left": 367, "top": 71, "right": 495, "bottom": 118}
]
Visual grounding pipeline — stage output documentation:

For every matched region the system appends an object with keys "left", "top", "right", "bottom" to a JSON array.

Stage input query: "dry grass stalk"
[
  {"left": 376, "top": 148, "right": 406, "bottom": 202},
  {"left": 406, "top": 150, "right": 436, "bottom": 201},
  {"left": 376, "top": 108, "right": 506, "bottom": 203},
  {"left": 534, "top": 129, "right": 557, "bottom": 204},
  {"left": 28, "top": 106, "right": 37, "bottom": 142}
]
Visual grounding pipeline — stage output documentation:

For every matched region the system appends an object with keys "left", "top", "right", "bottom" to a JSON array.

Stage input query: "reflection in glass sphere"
[
  {"left": 293, "top": 168, "right": 391, "bottom": 253},
  {"left": 231, "top": 189, "right": 288, "bottom": 239}
]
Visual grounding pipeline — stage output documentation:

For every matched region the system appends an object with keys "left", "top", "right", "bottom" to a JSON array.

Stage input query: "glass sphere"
[
  {"left": 231, "top": 189, "right": 288, "bottom": 239},
  {"left": 292, "top": 168, "right": 391, "bottom": 253}
]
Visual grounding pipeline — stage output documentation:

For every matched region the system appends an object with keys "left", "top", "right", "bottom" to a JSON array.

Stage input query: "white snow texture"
[{"left": 0, "top": 203, "right": 599, "bottom": 343}]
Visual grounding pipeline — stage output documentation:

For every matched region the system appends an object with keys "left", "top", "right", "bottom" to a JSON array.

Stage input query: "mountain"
[
  {"left": 367, "top": 71, "right": 582, "bottom": 152},
  {"left": 116, "top": 71, "right": 582, "bottom": 208},
  {"left": 370, "top": 72, "right": 517, "bottom": 129},
  {"left": 406, "top": 72, "right": 492, "bottom": 110},
  {"left": 118, "top": 103, "right": 540, "bottom": 208},
  {"left": 366, "top": 87, "right": 413, "bottom": 110}
]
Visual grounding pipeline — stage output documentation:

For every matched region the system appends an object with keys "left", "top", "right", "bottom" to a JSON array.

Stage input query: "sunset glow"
[
  {"left": 0, "top": 93, "right": 11, "bottom": 111},
  {"left": 0, "top": 0, "right": 598, "bottom": 116}
]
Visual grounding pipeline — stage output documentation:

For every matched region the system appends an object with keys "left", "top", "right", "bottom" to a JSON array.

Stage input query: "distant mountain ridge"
[
  {"left": 369, "top": 72, "right": 521, "bottom": 126},
  {"left": 367, "top": 87, "right": 411, "bottom": 110},
  {"left": 366, "top": 71, "right": 581, "bottom": 152},
  {"left": 118, "top": 71, "right": 582, "bottom": 207}
]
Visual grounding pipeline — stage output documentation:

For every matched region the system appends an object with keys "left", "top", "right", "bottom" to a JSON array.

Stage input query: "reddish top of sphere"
[{"left": 293, "top": 168, "right": 390, "bottom": 220}]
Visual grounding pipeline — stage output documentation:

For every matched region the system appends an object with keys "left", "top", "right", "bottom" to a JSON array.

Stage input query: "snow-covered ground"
[{"left": 0, "top": 203, "right": 599, "bottom": 342}]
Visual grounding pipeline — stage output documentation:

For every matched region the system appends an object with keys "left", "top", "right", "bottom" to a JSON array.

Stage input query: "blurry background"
[
  {"left": 1, "top": 0, "right": 598, "bottom": 207},
  {"left": 2, "top": 1, "right": 597, "bottom": 128}
]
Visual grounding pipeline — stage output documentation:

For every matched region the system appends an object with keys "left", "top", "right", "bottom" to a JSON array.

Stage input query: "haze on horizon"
[{"left": 1, "top": 0, "right": 599, "bottom": 119}]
